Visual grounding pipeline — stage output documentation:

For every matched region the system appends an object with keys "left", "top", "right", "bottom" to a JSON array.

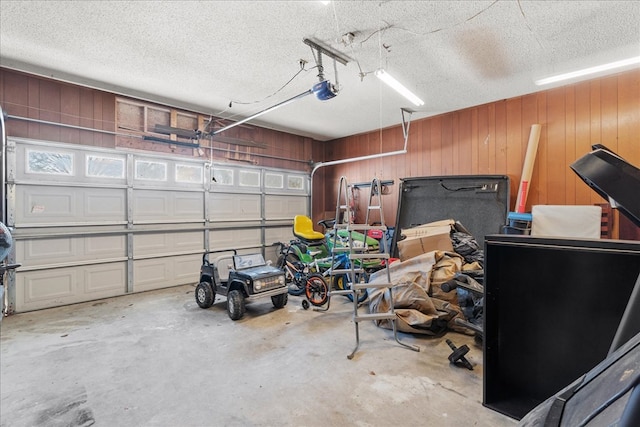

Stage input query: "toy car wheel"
[
  {"left": 305, "top": 273, "right": 328, "bottom": 307},
  {"left": 301, "top": 299, "right": 310, "bottom": 310},
  {"left": 271, "top": 293, "right": 288, "bottom": 309},
  {"left": 195, "top": 282, "right": 215, "bottom": 308},
  {"left": 227, "top": 289, "right": 245, "bottom": 320}
]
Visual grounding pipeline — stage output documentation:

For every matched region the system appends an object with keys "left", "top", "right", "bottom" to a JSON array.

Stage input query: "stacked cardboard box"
[{"left": 396, "top": 219, "right": 454, "bottom": 261}]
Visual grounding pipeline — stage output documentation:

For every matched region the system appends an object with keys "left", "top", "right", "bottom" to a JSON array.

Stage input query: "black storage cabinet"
[{"left": 483, "top": 234, "right": 640, "bottom": 420}]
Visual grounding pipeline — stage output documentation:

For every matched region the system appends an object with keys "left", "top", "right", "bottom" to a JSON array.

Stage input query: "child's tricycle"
[{"left": 195, "top": 249, "right": 288, "bottom": 320}]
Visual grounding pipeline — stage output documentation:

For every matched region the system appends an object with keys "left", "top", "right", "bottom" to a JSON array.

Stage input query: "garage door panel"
[
  {"left": 85, "top": 235, "right": 127, "bottom": 257},
  {"left": 16, "top": 185, "right": 126, "bottom": 225},
  {"left": 17, "top": 238, "right": 74, "bottom": 261},
  {"left": 22, "top": 190, "right": 73, "bottom": 218},
  {"left": 237, "top": 198, "right": 261, "bottom": 219},
  {"left": 174, "top": 255, "right": 201, "bottom": 282},
  {"left": 172, "top": 231, "right": 204, "bottom": 252},
  {"left": 17, "top": 263, "right": 126, "bottom": 312},
  {"left": 175, "top": 193, "right": 204, "bottom": 217},
  {"left": 16, "top": 142, "right": 128, "bottom": 185},
  {"left": 133, "top": 190, "right": 204, "bottom": 222},
  {"left": 209, "top": 228, "right": 261, "bottom": 250},
  {"left": 83, "top": 264, "right": 126, "bottom": 294},
  {"left": 16, "top": 236, "right": 127, "bottom": 267},
  {"left": 23, "top": 270, "right": 76, "bottom": 301},
  {"left": 209, "top": 193, "right": 261, "bottom": 221},
  {"left": 86, "top": 193, "right": 125, "bottom": 217},
  {"left": 132, "top": 191, "right": 169, "bottom": 220},
  {"left": 134, "top": 234, "right": 167, "bottom": 255},
  {"left": 133, "top": 255, "right": 200, "bottom": 292},
  {"left": 264, "top": 195, "right": 306, "bottom": 220},
  {"left": 18, "top": 145, "right": 75, "bottom": 183},
  {"left": 264, "top": 226, "right": 294, "bottom": 246},
  {"left": 134, "top": 231, "right": 204, "bottom": 256},
  {"left": 134, "top": 259, "right": 168, "bottom": 285}
]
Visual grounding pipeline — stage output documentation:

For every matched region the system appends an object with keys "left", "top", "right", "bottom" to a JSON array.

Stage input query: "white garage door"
[{"left": 4, "top": 137, "right": 309, "bottom": 313}]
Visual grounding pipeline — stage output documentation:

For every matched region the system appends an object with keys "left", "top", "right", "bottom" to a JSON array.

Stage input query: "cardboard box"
[
  {"left": 397, "top": 219, "right": 454, "bottom": 261},
  {"left": 400, "top": 219, "right": 454, "bottom": 239}
]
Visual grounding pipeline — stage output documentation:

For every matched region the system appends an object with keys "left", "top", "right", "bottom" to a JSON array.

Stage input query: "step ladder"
[
  {"left": 313, "top": 176, "right": 358, "bottom": 312},
  {"left": 326, "top": 176, "right": 420, "bottom": 359}
]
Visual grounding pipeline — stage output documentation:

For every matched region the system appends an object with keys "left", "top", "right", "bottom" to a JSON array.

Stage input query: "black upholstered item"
[{"left": 391, "top": 175, "right": 509, "bottom": 257}]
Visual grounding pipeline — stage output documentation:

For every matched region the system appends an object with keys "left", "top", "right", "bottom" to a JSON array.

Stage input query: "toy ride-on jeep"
[{"left": 195, "top": 249, "right": 288, "bottom": 320}]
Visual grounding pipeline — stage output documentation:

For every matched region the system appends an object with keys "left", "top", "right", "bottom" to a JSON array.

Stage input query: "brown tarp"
[{"left": 367, "top": 251, "right": 471, "bottom": 335}]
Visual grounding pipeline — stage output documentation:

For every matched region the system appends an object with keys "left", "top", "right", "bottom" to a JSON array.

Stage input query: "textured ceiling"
[{"left": 1, "top": 1, "right": 639, "bottom": 141}]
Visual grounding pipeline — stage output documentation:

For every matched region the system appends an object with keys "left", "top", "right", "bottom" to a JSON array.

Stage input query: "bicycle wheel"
[
  {"left": 278, "top": 254, "right": 306, "bottom": 296},
  {"left": 289, "top": 269, "right": 308, "bottom": 296},
  {"left": 349, "top": 277, "right": 368, "bottom": 304},
  {"left": 305, "top": 273, "right": 329, "bottom": 307}
]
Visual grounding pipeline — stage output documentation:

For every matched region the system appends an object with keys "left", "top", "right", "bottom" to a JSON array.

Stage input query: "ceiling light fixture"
[
  {"left": 375, "top": 69, "right": 424, "bottom": 106},
  {"left": 535, "top": 56, "right": 640, "bottom": 86}
]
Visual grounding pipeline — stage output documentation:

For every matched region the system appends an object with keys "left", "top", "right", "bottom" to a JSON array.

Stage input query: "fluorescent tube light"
[
  {"left": 375, "top": 69, "right": 425, "bottom": 106},
  {"left": 535, "top": 56, "right": 640, "bottom": 86}
]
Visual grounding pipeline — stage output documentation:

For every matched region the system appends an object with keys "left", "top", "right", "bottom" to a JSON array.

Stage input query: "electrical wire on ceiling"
[
  {"left": 212, "top": 61, "right": 318, "bottom": 119},
  {"left": 346, "top": 24, "right": 394, "bottom": 82},
  {"left": 206, "top": 37, "right": 345, "bottom": 140},
  {"left": 377, "top": 1, "right": 385, "bottom": 169},
  {"left": 330, "top": 0, "right": 341, "bottom": 38},
  {"left": 381, "top": 0, "right": 499, "bottom": 37},
  {"left": 328, "top": 0, "right": 394, "bottom": 82},
  {"left": 328, "top": 1, "right": 501, "bottom": 83},
  {"left": 358, "top": 21, "right": 394, "bottom": 46},
  {"left": 328, "top": 0, "right": 366, "bottom": 82},
  {"left": 516, "top": 0, "right": 546, "bottom": 51}
]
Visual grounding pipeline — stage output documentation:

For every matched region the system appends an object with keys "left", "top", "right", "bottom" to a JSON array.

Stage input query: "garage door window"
[
  {"left": 265, "top": 173, "right": 284, "bottom": 189},
  {"left": 239, "top": 170, "right": 260, "bottom": 187},
  {"left": 212, "top": 168, "right": 233, "bottom": 185},
  {"left": 86, "top": 155, "right": 125, "bottom": 179},
  {"left": 26, "top": 149, "right": 74, "bottom": 176},
  {"left": 135, "top": 160, "right": 167, "bottom": 181},
  {"left": 288, "top": 175, "right": 304, "bottom": 190},
  {"left": 176, "top": 164, "right": 203, "bottom": 184}
]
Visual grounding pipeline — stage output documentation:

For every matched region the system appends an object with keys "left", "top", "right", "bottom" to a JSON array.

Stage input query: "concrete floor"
[{"left": 1, "top": 285, "right": 517, "bottom": 427}]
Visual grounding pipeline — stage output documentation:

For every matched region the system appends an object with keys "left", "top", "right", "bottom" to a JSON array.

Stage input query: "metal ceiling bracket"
[
  {"left": 302, "top": 38, "right": 351, "bottom": 66},
  {"left": 401, "top": 108, "right": 414, "bottom": 149},
  {"left": 309, "top": 109, "right": 415, "bottom": 217}
]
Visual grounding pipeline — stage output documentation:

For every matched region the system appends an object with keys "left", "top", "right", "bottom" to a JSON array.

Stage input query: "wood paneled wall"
[
  {"left": 1, "top": 69, "right": 116, "bottom": 147},
  {"left": 319, "top": 69, "right": 640, "bottom": 237},
  {"left": 2, "top": 67, "right": 639, "bottom": 235},
  {"left": 0, "top": 69, "right": 317, "bottom": 172}
]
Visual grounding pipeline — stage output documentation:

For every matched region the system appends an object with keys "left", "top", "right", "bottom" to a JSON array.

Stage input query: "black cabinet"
[{"left": 483, "top": 234, "right": 640, "bottom": 420}]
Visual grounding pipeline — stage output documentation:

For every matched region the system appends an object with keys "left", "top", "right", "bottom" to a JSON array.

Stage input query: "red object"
[
  {"left": 517, "top": 181, "right": 529, "bottom": 213},
  {"left": 367, "top": 229, "right": 384, "bottom": 239}
]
